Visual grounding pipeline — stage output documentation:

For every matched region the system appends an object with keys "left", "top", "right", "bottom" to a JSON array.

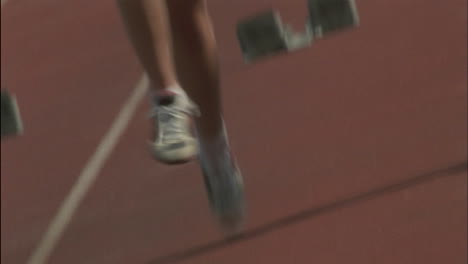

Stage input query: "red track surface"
[{"left": 1, "top": 0, "right": 467, "bottom": 263}]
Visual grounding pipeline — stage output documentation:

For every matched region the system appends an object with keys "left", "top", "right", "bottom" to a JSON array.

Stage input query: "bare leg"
[
  {"left": 166, "top": 1, "right": 245, "bottom": 228},
  {"left": 116, "top": 0, "right": 178, "bottom": 90},
  {"left": 166, "top": 0, "right": 224, "bottom": 140}
]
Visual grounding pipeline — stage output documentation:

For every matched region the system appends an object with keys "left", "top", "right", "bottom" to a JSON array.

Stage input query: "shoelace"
[
  {"left": 155, "top": 106, "right": 189, "bottom": 143},
  {"left": 148, "top": 95, "right": 200, "bottom": 143}
]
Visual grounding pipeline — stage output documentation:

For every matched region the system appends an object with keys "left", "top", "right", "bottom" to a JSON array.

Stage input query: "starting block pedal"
[
  {"left": 236, "top": 11, "right": 289, "bottom": 62},
  {"left": 307, "top": 0, "right": 360, "bottom": 38},
  {"left": 1, "top": 90, "right": 23, "bottom": 138}
]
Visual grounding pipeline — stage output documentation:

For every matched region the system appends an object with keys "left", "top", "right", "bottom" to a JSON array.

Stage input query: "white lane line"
[{"left": 26, "top": 75, "right": 149, "bottom": 264}]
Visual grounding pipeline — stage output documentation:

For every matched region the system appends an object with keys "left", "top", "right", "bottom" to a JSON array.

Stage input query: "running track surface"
[{"left": 1, "top": 0, "right": 467, "bottom": 263}]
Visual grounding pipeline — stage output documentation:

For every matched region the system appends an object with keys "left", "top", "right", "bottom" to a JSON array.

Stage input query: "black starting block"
[
  {"left": 1, "top": 90, "right": 23, "bottom": 138},
  {"left": 307, "top": 0, "right": 359, "bottom": 38},
  {"left": 237, "top": 0, "right": 359, "bottom": 63}
]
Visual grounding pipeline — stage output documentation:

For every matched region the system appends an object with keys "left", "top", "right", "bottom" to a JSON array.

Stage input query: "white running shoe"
[{"left": 150, "top": 89, "right": 199, "bottom": 164}]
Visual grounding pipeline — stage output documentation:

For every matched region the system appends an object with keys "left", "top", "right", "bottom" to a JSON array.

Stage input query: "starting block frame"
[{"left": 237, "top": 0, "right": 360, "bottom": 63}]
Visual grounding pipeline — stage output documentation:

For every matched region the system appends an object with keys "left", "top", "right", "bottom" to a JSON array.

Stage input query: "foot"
[
  {"left": 149, "top": 88, "right": 199, "bottom": 164},
  {"left": 197, "top": 122, "right": 246, "bottom": 230}
]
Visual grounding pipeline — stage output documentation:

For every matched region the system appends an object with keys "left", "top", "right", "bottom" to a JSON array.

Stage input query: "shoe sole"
[{"left": 148, "top": 140, "right": 198, "bottom": 165}]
